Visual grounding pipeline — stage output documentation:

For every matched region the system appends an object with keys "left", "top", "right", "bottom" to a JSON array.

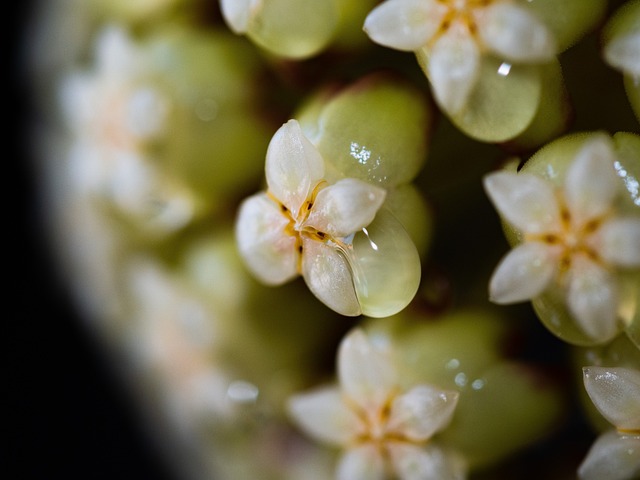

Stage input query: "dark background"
[{"left": 11, "top": 2, "right": 178, "bottom": 479}]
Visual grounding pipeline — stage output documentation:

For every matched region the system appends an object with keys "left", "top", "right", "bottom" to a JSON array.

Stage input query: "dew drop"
[
  {"left": 227, "top": 380, "right": 259, "bottom": 404},
  {"left": 344, "top": 208, "right": 421, "bottom": 318},
  {"left": 497, "top": 62, "right": 512, "bottom": 76}
]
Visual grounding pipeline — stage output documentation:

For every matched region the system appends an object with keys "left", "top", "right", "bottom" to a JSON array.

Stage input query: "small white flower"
[
  {"left": 578, "top": 366, "right": 640, "bottom": 480},
  {"left": 484, "top": 135, "right": 640, "bottom": 342},
  {"left": 363, "top": 0, "right": 556, "bottom": 113},
  {"left": 235, "top": 119, "right": 386, "bottom": 316},
  {"left": 219, "top": 0, "right": 263, "bottom": 34},
  {"left": 287, "top": 329, "right": 464, "bottom": 480}
]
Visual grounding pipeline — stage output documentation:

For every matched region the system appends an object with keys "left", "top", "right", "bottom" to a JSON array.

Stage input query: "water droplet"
[
  {"left": 471, "top": 379, "right": 485, "bottom": 390},
  {"left": 344, "top": 209, "right": 421, "bottom": 318},
  {"left": 497, "top": 62, "right": 512, "bottom": 76},
  {"left": 227, "top": 380, "right": 259, "bottom": 404},
  {"left": 455, "top": 372, "right": 467, "bottom": 387}
]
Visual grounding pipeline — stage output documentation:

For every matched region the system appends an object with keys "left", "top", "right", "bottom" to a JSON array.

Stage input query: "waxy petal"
[
  {"left": 489, "top": 242, "right": 557, "bottom": 304},
  {"left": 337, "top": 444, "right": 386, "bottom": 480},
  {"left": 220, "top": 0, "right": 260, "bottom": 34},
  {"left": 583, "top": 366, "right": 640, "bottom": 430},
  {"left": 306, "top": 179, "right": 386, "bottom": 237},
  {"left": 604, "top": 33, "right": 640, "bottom": 78},
  {"left": 428, "top": 20, "right": 481, "bottom": 114},
  {"left": 287, "top": 386, "right": 364, "bottom": 446},
  {"left": 564, "top": 135, "right": 620, "bottom": 227},
  {"left": 363, "top": 0, "right": 447, "bottom": 52},
  {"left": 235, "top": 193, "right": 298, "bottom": 285},
  {"left": 596, "top": 217, "right": 640, "bottom": 267},
  {"left": 477, "top": 3, "right": 556, "bottom": 62},
  {"left": 388, "top": 443, "right": 466, "bottom": 480},
  {"left": 484, "top": 171, "right": 561, "bottom": 235},
  {"left": 301, "top": 240, "right": 361, "bottom": 316},
  {"left": 266, "top": 119, "right": 325, "bottom": 217},
  {"left": 567, "top": 256, "right": 620, "bottom": 342},
  {"left": 578, "top": 429, "right": 640, "bottom": 480},
  {"left": 337, "top": 328, "right": 397, "bottom": 408},
  {"left": 387, "top": 385, "right": 459, "bottom": 441}
]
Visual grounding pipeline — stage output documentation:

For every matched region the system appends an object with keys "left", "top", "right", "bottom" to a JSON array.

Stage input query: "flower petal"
[
  {"left": 564, "top": 135, "right": 620, "bottom": 227},
  {"left": 476, "top": 3, "right": 556, "bottom": 62},
  {"left": 427, "top": 20, "right": 481, "bottom": 114},
  {"left": 583, "top": 366, "right": 640, "bottom": 431},
  {"left": 305, "top": 179, "right": 386, "bottom": 237},
  {"left": 220, "top": 0, "right": 260, "bottom": 34},
  {"left": 388, "top": 442, "right": 466, "bottom": 480},
  {"left": 604, "top": 33, "right": 640, "bottom": 78},
  {"left": 595, "top": 217, "right": 640, "bottom": 267},
  {"left": 337, "top": 329, "right": 397, "bottom": 409},
  {"left": 363, "top": 0, "right": 447, "bottom": 51},
  {"left": 235, "top": 193, "right": 298, "bottom": 285},
  {"left": 266, "top": 119, "right": 325, "bottom": 217},
  {"left": 336, "top": 445, "right": 386, "bottom": 480},
  {"left": 567, "top": 256, "right": 620, "bottom": 342},
  {"left": 287, "top": 386, "right": 364, "bottom": 446},
  {"left": 301, "top": 240, "right": 361, "bottom": 316},
  {"left": 483, "top": 171, "right": 561, "bottom": 234},
  {"left": 489, "top": 242, "right": 557, "bottom": 304},
  {"left": 387, "top": 385, "right": 459, "bottom": 441},
  {"left": 578, "top": 429, "right": 640, "bottom": 480}
]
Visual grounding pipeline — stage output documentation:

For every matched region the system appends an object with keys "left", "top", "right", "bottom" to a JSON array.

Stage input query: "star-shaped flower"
[
  {"left": 287, "top": 328, "right": 464, "bottom": 480},
  {"left": 363, "top": 0, "right": 556, "bottom": 113},
  {"left": 484, "top": 134, "right": 640, "bottom": 343},
  {"left": 578, "top": 366, "right": 640, "bottom": 480},
  {"left": 235, "top": 119, "right": 387, "bottom": 316}
]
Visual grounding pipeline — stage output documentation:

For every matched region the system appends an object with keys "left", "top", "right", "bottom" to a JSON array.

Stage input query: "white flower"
[
  {"left": 220, "top": 0, "right": 263, "bottom": 34},
  {"left": 60, "top": 26, "right": 195, "bottom": 233},
  {"left": 578, "top": 366, "right": 640, "bottom": 480},
  {"left": 484, "top": 135, "right": 640, "bottom": 343},
  {"left": 287, "top": 329, "right": 464, "bottom": 480},
  {"left": 235, "top": 119, "right": 386, "bottom": 316},
  {"left": 363, "top": 0, "right": 556, "bottom": 113}
]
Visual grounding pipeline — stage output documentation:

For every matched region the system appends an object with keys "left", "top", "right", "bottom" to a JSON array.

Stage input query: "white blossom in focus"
[
  {"left": 578, "top": 366, "right": 640, "bottom": 480},
  {"left": 484, "top": 134, "right": 640, "bottom": 343},
  {"left": 363, "top": 0, "right": 556, "bottom": 113},
  {"left": 235, "top": 119, "right": 386, "bottom": 316},
  {"left": 287, "top": 329, "right": 464, "bottom": 480}
]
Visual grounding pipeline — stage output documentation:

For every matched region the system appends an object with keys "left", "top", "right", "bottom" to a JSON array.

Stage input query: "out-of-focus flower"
[
  {"left": 287, "top": 328, "right": 464, "bottom": 480},
  {"left": 578, "top": 366, "right": 640, "bottom": 480},
  {"left": 235, "top": 119, "right": 386, "bottom": 316},
  {"left": 484, "top": 134, "right": 640, "bottom": 343},
  {"left": 364, "top": 0, "right": 556, "bottom": 114},
  {"left": 59, "top": 25, "right": 197, "bottom": 233}
]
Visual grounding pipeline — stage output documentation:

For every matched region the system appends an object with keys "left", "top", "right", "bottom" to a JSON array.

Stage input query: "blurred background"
[{"left": 12, "top": 3, "right": 178, "bottom": 478}]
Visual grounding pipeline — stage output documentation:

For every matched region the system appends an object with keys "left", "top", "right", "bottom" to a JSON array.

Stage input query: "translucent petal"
[
  {"left": 489, "top": 242, "right": 557, "bottom": 304},
  {"left": 337, "top": 445, "right": 386, "bottom": 480},
  {"left": 346, "top": 209, "right": 421, "bottom": 317},
  {"left": 583, "top": 366, "right": 640, "bottom": 430},
  {"left": 287, "top": 386, "right": 363, "bottom": 446},
  {"left": 596, "top": 217, "right": 640, "bottom": 267},
  {"left": 387, "top": 385, "right": 459, "bottom": 441},
  {"left": 483, "top": 171, "right": 561, "bottom": 234},
  {"left": 265, "top": 119, "right": 325, "bottom": 217},
  {"left": 388, "top": 443, "right": 466, "bottom": 480},
  {"left": 428, "top": 20, "right": 481, "bottom": 114},
  {"left": 564, "top": 135, "right": 620, "bottom": 227},
  {"left": 220, "top": 0, "right": 259, "bottom": 34},
  {"left": 578, "top": 430, "right": 640, "bottom": 480},
  {"left": 301, "top": 239, "right": 361, "bottom": 316},
  {"left": 306, "top": 179, "right": 386, "bottom": 237},
  {"left": 235, "top": 193, "right": 298, "bottom": 285},
  {"left": 477, "top": 3, "right": 556, "bottom": 62},
  {"left": 337, "top": 329, "right": 397, "bottom": 409},
  {"left": 604, "top": 33, "right": 640, "bottom": 78},
  {"left": 363, "top": 0, "right": 447, "bottom": 51},
  {"left": 567, "top": 256, "right": 620, "bottom": 342},
  {"left": 96, "top": 25, "right": 140, "bottom": 74}
]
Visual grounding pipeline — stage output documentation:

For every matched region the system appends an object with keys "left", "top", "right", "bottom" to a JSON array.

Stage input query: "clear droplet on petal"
[{"left": 344, "top": 209, "right": 421, "bottom": 318}]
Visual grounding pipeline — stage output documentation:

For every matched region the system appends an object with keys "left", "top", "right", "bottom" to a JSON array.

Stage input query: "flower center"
[{"left": 436, "top": 0, "right": 495, "bottom": 39}]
